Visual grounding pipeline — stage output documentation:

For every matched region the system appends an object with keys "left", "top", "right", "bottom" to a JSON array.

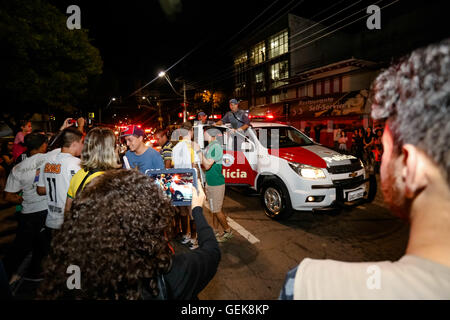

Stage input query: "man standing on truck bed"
[{"left": 215, "top": 99, "right": 250, "bottom": 133}]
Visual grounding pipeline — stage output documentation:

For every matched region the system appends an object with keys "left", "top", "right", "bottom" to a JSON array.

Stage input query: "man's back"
[
  {"left": 281, "top": 255, "right": 450, "bottom": 300},
  {"left": 5, "top": 148, "right": 60, "bottom": 213},
  {"left": 39, "top": 152, "right": 81, "bottom": 229}
]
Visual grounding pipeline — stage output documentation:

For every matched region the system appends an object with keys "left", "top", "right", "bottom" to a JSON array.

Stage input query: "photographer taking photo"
[{"left": 38, "top": 169, "right": 220, "bottom": 300}]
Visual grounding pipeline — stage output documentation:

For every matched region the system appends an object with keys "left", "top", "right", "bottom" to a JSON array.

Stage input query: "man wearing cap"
[
  {"left": 215, "top": 99, "right": 250, "bottom": 133},
  {"left": 197, "top": 111, "right": 213, "bottom": 125},
  {"left": 121, "top": 125, "right": 164, "bottom": 173}
]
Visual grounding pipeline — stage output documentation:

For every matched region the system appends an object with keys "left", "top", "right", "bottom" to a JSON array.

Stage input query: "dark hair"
[
  {"left": 371, "top": 38, "right": 450, "bottom": 185},
  {"left": 1, "top": 140, "right": 13, "bottom": 154},
  {"left": 61, "top": 127, "right": 83, "bottom": 148},
  {"left": 19, "top": 119, "right": 31, "bottom": 128},
  {"left": 154, "top": 128, "right": 168, "bottom": 138},
  {"left": 180, "top": 121, "right": 193, "bottom": 131},
  {"left": 37, "top": 169, "right": 175, "bottom": 300},
  {"left": 24, "top": 132, "right": 47, "bottom": 152}
]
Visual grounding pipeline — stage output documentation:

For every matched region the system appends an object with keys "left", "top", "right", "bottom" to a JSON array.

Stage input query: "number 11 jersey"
[{"left": 38, "top": 152, "right": 81, "bottom": 229}]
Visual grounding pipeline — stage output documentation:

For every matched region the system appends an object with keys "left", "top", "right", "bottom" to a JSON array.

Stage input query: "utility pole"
[{"left": 183, "top": 80, "right": 187, "bottom": 122}]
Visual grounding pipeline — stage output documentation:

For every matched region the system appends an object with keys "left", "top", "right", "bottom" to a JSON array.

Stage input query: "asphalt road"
[
  {"left": 197, "top": 179, "right": 409, "bottom": 300},
  {"left": 0, "top": 176, "right": 409, "bottom": 300}
]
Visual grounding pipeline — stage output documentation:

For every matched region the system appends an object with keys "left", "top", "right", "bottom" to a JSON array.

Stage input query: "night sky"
[
  {"left": 46, "top": 0, "right": 444, "bottom": 112},
  {"left": 46, "top": 0, "right": 363, "bottom": 97}
]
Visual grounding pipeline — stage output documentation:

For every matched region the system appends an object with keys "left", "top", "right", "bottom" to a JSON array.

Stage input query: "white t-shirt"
[
  {"left": 37, "top": 152, "right": 81, "bottom": 229},
  {"left": 292, "top": 255, "right": 450, "bottom": 299},
  {"left": 5, "top": 149, "right": 61, "bottom": 214}
]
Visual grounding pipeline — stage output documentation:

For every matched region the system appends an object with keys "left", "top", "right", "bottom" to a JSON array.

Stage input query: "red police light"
[
  {"left": 266, "top": 114, "right": 275, "bottom": 120},
  {"left": 137, "top": 124, "right": 142, "bottom": 128}
]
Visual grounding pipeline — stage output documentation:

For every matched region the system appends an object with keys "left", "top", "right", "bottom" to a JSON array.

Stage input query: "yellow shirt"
[{"left": 67, "top": 169, "right": 104, "bottom": 199}]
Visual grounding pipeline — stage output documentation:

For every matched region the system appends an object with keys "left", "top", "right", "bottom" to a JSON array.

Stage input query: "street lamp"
[
  {"left": 101, "top": 97, "right": 117, "bottom": 124},
  {"left": 158, "top": 70, "right": 187, "bottom": 122}
]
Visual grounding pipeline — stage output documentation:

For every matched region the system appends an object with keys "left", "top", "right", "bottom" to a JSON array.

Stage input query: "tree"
[
  {"left": 0, "top": 0, "right": 103, "bottom": 131},
  {"left": 196, "top": 90, "right": 225, "bottom": 115}
]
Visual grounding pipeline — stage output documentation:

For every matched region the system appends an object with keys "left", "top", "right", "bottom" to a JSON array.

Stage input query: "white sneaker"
[
  {"left": 180, "top": 235, "right": 191, "bottom": 245},
  {"left": 218, "top": 230, "right": 233, "bottom": 243},
  {"left": 188, "top": 239, "right": 199, "bottom": 250}
]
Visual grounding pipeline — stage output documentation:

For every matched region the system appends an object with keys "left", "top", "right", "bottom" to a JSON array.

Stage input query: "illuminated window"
[
  {"left": 271, "top": 94, "right": 280, "bottom": 103},
  {"left": 234, "top": 52, "right": 247, "bottom": 65},
  {"left": 234, "top": 51, "right": 247, "bottom": 89},
  {"left": 269, "top": 29, "right": 288, "bottom": 59},
  {"left": 271, "top": 60, "right": 288, "bottom": 81},
  {"left": 250, "top": 41, "right": 266, "bottom": 65},
  {"left": 255, "top": 71, "right": 265, "bottom": 92},
  {"left": 270, "top": 60, "right": 289, "bottom": 88}
]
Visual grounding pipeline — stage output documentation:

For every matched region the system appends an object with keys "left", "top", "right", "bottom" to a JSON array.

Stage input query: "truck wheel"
[
  {"left": 174, "top": 191, "right": 184, "bottom": 201},
  {"left": 261, "top": 179, "right": 293, "bottom": 220}
]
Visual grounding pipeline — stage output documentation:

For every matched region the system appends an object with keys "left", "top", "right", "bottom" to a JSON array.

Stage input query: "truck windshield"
[{"left": 254, "top": 127, "right": 314, "bottom": 149}]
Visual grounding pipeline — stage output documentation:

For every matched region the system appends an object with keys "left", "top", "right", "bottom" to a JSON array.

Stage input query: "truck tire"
[
  {"left": 174, "top": 191, "right": 184, "bottom": 201},
  {"left": 261, "top": 179, "right": 293, "bottom": 220}
]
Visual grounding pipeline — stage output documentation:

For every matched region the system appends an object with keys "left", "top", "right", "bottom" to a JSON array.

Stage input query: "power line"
[
  {"left": 187, "top": 0, "right": 397, "bottom": 91},
  {"left": 289, "top": 0, "right": 398, "bottom": 55},
  {"left": 288, "top": 0, "right": 362, "bottom": 41},
  {"left": 130, "top": 2, "right": 296, "bottom": 98},
  {"left": 128, "top": 40, "right": 205, "bottom": 98},
  {"left": 192, "top": 0, "right": 303, "bottom": 83},
  {"left": 218, "top": 0, "right": 282, "bottom": 49},
  {"left": 289, "top": 0, "right": 381, "bottom": 49}
]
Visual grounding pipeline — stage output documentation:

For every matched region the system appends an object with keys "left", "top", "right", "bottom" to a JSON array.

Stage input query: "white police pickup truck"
[{"left": 194, "top": 122, "right": 371, "bottom": 220}]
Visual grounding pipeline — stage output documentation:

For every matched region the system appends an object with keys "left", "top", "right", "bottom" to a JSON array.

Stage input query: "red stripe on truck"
[{"left": 268, "top": 147, "right": 327, "bottom": 168}]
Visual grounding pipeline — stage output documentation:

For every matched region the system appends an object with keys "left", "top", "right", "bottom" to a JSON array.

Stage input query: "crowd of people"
[
  {"left": 0, "top": 100, "right": 239, "bottom": 299},
  {"left": 331, "top": 125, "right": 384, "bottom": 172},
  {"left": 0, "top": 39, "right": 449, "bottom": 300}
]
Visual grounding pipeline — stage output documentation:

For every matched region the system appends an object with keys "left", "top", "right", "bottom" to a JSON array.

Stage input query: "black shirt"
[
  {"left": 364, "top": 133, "right": 374, "bottom": 145},
  {"left": 144, "top": 206, "right": 221, "bottom": 299}
]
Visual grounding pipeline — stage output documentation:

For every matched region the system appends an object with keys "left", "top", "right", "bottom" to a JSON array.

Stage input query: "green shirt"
[{"left": 205, "top": 140, "right": 225, "bottom": 186}]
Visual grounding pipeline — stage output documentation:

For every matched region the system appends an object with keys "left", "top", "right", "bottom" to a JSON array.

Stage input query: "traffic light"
[{"left": 178, "top": 112, "right": 183, "bottom": 118}]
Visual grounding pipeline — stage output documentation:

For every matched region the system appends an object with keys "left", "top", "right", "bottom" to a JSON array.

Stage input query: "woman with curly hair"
[{"left": 37, "top": 169, "right": 220, "bottom": 299}]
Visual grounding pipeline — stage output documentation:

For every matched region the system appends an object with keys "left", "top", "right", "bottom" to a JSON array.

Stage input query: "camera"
[{"left": 68, "top": 118, "right": 78, "bottom": 127}]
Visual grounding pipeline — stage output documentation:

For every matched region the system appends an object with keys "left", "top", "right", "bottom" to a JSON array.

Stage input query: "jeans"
[{"left": 1, "top": 210, "right": 48, "bottom": 280}]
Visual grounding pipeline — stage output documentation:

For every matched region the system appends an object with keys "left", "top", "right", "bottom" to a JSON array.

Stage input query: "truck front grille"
[{"left": 328, "top": 159, "right": 362, "bottom": 174}]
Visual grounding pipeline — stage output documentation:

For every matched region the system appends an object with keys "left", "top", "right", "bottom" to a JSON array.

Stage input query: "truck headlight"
[{"left": 289, "top": 163, "right": 326, "bottom": 179}]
